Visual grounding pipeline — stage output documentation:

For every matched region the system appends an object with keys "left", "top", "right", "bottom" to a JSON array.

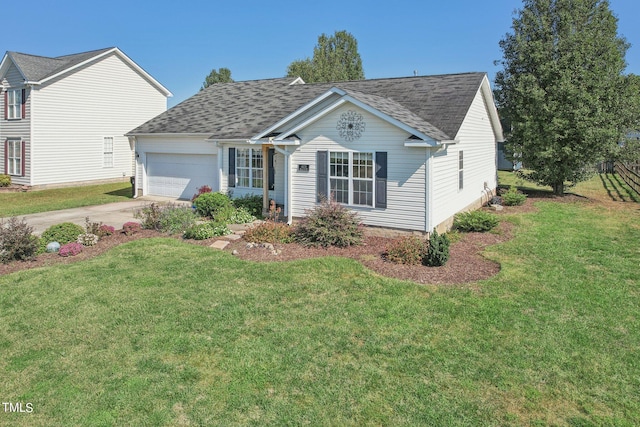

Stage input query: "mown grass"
[
  {"left": 0, "top": 176, "right": 639, "bottom": 425},
  {"left": 0, "top": 182, "right": 131, "bottom": 217}
]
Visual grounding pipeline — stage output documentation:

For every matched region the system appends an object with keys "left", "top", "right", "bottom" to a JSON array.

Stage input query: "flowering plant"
[{"left": 59, "top": 242, "right": 83, "bottom": 257}]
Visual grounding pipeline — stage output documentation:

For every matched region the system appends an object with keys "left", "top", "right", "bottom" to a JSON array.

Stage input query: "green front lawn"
[
  {"left": 0, "top": 176, "right": 639, "bottom": 425},
  {"left": 0, "top": 182, "right": 132, "bottom": 218}
]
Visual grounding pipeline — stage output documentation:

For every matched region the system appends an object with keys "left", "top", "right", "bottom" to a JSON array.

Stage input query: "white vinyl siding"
[
  {"left": 29, "top": 51, "right": 167, "bottom": 186},
  {"left": 291, "top": 104, "right": 427, "bottom": 231}
]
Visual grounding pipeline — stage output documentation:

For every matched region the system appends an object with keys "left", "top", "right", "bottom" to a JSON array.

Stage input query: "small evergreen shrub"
[
  {"left": 158, "top": 206, "right": 198, "bottom": 234},
  {"left": 424, "top": 229, "right": 450, "bottom": 267},
  {"left": 501, "top": 186, "right": 527, "bottom": 206},
  {"left": 97, "top": 224, "right": 115, "bottom": 237},
  {"left": 453, "top": 211, "right": 499, "bottom": 232},
  {"left": 0, "top": 217, "right": 39, "bottom": 263},
  {"left": 77, "top": 233, "right": 99, "bottom": 246},
  {"left": 243, "top": 221, "right": 294, "bottom": 244},
  {"left": 59, "top": 242, "right": 83, "bottom": 257},
  {"left": 183, "top": 222, "right": 231, "bottom": 240},
  {"left": 40, "top": 222, "right": 84, "bottom": 252},
  {"left": 232, "top": 194, "right": 263, "bottom": 218},
  {"left": 191, "top": 185, "right": 213, "bottom": 202},
  {"left": 123, "top": 222, "right": 142, "bottom": 236},
  {"left": 295, "top": 198, "right": 363, "bottom": 248},
  {"left": 385, "top": 235, "right": 427, "bottom": 265},
  {"left": 193, "top": 192, "right": 233, "bottom": 218},
  {"left": 226, "top": 207, "right": 256, "bottom": 224},
  {"left": 0, "top": 174, "right": 11, "bottom": 187}
]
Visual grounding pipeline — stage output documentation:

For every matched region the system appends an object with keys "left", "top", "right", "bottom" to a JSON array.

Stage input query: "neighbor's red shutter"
[
  {"left": 21, "top": 89, "right": 26, "bottom": 118},
  {"left": 4, "top": 140, "right": 8, "bottom": 174},
  {"left": 3, "top": 92, "right": 7, "bottom": 120},
  {"left": 21, "top": 141, "right": 26, "bottom": 176}
]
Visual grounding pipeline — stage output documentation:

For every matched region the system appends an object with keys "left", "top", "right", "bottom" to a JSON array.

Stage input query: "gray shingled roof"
[
  {"left": 8, "top": 48, "right": 114, "bottom": 82},
  {"left": 129, "top": 72, "right": 487, "bottom": 141}
]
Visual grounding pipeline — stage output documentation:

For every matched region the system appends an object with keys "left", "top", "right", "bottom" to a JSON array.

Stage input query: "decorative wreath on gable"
[{"left": 336, "top": 110, "right": 366, "bottom": 142}]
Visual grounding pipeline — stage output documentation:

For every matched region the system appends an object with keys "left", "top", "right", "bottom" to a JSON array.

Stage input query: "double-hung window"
[
  {"left": 236, "top": 148, "right": 263, "bottom": 188},
  {"left": 103, "top": 137, "right": 114, "bottom": 168},
  {"left": 7, "top": 89, "right": 22, "bottom": 120},
  {"left": 329, "top": 151, "right": 374, "bottom": 206},
  {"left": 7, "top": 139, "right": 22, "bottom": 175}
]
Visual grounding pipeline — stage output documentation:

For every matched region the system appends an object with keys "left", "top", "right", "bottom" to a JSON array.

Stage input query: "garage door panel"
[{"left": 147, "top": 153, "right": 217, "bottom": 199}]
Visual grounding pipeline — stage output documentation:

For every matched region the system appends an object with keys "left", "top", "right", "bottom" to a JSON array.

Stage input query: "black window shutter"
[
  {"left": 268, "top": 148, "right": 275, "bottom": 190},
  {"left": 228, "top": 147, "right": 236, "bottom": 188},
  {"left": 375, "top": 152, "right": 387, "bottom": 208},
  {"left": 317, "top": 151, "right": 328, "bottom": 202},
  {"left": 21, "top": 89, "right": 26, "bottom": 118}
]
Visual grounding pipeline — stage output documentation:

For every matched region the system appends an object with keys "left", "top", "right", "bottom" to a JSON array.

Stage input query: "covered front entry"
[{"left": 146, "top": 153, "right": 217, "bottom": 199}]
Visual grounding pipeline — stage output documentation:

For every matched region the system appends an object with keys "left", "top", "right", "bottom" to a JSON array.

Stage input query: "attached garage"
[{"left": 146, "top": 153, "right": 217, "bottom": 199}]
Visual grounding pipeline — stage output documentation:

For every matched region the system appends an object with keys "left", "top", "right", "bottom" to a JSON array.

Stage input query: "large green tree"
[
  {"left": 201, "top": 67, "right": 233, "bottom": 90},
  {"left": 494, "top": 0, "right": 632, "bottom": 195},
  {"left": 286, "top": 30, "right": 364, "bottom": 83}
]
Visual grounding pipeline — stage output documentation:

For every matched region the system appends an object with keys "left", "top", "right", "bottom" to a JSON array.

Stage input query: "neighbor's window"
[
  {"left": 329, "top": 151, "right": 373, "bottom": 206},
  {"left": 236, "top": 148, "right": 263, "bottom": 188},
  {"left": 7, "top": 89, "right": 22, "bottom": 119},
  {"left": 103, "top": 137, "right": 114, "bottom": 168},
  {"left": 458, "top": 150, "right": 464, "bottom": 190},
  {"left": 7, "top": 139, "right": 21, "bottom": 175}
]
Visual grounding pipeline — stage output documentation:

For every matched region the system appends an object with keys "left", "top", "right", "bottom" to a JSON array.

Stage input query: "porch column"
[{"left": 262, "top": 144, "right": 269, "bottom": 213}]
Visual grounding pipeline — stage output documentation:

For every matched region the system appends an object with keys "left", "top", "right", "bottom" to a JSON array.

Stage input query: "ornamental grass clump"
[
  {"left": 0, "top": 217, "right": 39, "bottom": 263},
  {"left": 453, "top": 210, "right": 499, "bottom": 232},
  {"left": 295, "top": 198, "right": 363, "bottom": 248},
  {"left": 59, "top": 242, "right": 83, "bottom": 257},
  {"left": 385, "top": 235, "right": 427, "bottom": 265}
]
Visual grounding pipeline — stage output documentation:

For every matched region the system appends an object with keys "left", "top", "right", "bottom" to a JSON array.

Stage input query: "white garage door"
[{"left": 147, "top": 153, "right": 217, "bottom": 199}]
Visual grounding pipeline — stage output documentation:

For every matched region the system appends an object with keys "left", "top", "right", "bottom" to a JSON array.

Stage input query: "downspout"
[
  {"left": 128, "top": 136, "right": 138, "bottom": 198},
  {"left": 272, "top": 145, "right": 292, "bottom": 225},
  {"left": 425, "top": 147, "right": 433, "bottom": 233}
]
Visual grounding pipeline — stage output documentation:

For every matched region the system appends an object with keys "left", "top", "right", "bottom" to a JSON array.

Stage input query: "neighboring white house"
[
  {"left": 0, "top": 47, "right": 172, "bottom": 188},
  {"left": 128, "top": 73, "right": 504, "bottom": 233}
]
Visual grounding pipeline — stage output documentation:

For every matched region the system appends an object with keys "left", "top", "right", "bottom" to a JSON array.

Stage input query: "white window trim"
[
  {"left": 328, "top": 150, "right": 375, "bottom": 207},
  {"left": 235, "top": 147, "right": 264, "bottom": 189},
  {"left": 103, "top": 136, "right": 114, "bottom": 168},
  {"left": 7, "top": 89, "right": 22, "bottom": 120},
  {"left": 7, "top": 139, "right": 21, "bottom": 176}
]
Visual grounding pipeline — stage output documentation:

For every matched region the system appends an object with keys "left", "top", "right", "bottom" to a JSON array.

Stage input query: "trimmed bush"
[
  {"left": 453, "top": 210, "right": 499, "bottom": 232},
  {"left": 232, "top": 194, "right": 263, "bottom": 218},
  {"left": 385, "top": 235, "right": 427, "bottom": 265},
  {"left": 97, "top": 224, "right": 115, "bottom": 237},
  {"left": 295, "top": 198, "right": 363, "bottom": 248},
  {"left": 501, "top": 186, "right": 527, "bottom": 206},
  {"left": 0, "top": 174, "right": 11, "bottom": 187},
  {"left": 183, "top": 222, "right": 231, "bottom": 240},
  {"left": 77, "top": 233, "right": 99, "bottom": 246},
  {"left": 158, "top": 206, "right": 198, "bottom": 234},
  {"left": 59, "top": 242, "right": 83, "bottom": 257},
  {"left": 193, "top": 192, "right": 233, "bottom": 219},
  {"left": 243, "top": 221, "right": 294, "bottom": 244},
  {"left": 0, "top": 217, "right": 39, "bottom": 263},
  {"left": 123, "top": 222, "right": 142, "bottom": 236},
  {"left": 40, "top": 222, "right": 84, "bottom": 252},
  {"left": 424, "top": 229, "right": 450, "bottom": 267}
]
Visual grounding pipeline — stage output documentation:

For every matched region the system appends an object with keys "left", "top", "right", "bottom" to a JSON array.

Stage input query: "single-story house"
[
  {"left": 0, "top": 47, "right": 171, "bottom": 188},
  {"left": 128, "top": 73, "right": 504, "bottom": 232}
]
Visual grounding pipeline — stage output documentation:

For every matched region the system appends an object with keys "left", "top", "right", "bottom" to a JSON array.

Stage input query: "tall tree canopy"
[
  {"left": 494, "top": 0, "right": 633, "bottom": 194},
  {"left": 201, "top": 67, "right": 233, "bottom": 90},
  {"left": 286, "top": 30, "right": 364, "bottom": 83}
]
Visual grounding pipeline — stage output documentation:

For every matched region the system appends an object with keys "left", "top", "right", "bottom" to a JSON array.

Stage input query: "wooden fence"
[{"left": 614, "top": 161, "right": 640, "bottom": 197}]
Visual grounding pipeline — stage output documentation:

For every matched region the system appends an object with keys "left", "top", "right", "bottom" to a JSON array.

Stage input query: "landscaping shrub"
[
  {"left": 122, "top": 222, "right": 142, "bottom": 236},
  {"left": 97, "top": 224, "right": 115, "bottom": 237},
  {"left": 295, "top": 198, "right": 363, "bottom": 247},
  {"left": 243, "top": 221, "right": 294, "bottom": 244},
  {"left": 40, "top": 222, "right": 85, "bottom": 252},
  {"left": 0, "top": 174, "right": 11, "bottom": 187},
  {"left": 183, "top": 222, "right": 231, "bottom": 240},
  {"left": 232, "top": 194, "right": 263, "bottom": 218},
  {"left": 453, "top": 210, "right": 499, "bottom": 232},
  {"left": 193, "top": 192, "right": 233, "bottom": 218},
  {"left": 0, "top": 217, "right": 39, "bottom": 263},
  {"left": 191, "top": 185, "right": 213, "bottom": 202},
  {"left": 226, "top": 207, "right": 256, "bottom": 224},
  {"left": 501, "top": 186, "right": 527, "bottom": 206},
  {"left": 424, "top": 228, "right": 450, "bottom": 267},
  {"left": 84, "top": 217, "right": 103, "bottom": 235},
  {"left": 59, "top": 242, "right": 83, "bottom": 257},
  {"left": 385, "top": 235, "right": 427, "bottom": 265},
  {"left": 158, "top": 206, "right": 198, "bottom": 234},
  {"left": 135, "top": 203, "right": 163, "bottom": 230},
  {"left": 77, "top": 233, "right": 99, "bottom": 246}
]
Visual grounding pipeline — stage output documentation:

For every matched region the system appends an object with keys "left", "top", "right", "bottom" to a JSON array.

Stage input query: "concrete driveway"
[{"left": 10, "top": 197, "right": 186, "bottom": 235}]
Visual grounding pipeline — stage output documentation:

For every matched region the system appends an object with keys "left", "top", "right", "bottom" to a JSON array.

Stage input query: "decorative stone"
[
  {"left": 232, "top": 249, "right": 239, "bottom": 256},
  {"left": 490, "top": 204, "right": 504, "bottom": 211},
  {"left": 226, "top": 234, "right": 242, "bottom": 241},
  {"left": 209, "top": 241, "right": 229, "bottom": 250},
  {"left": 264, "top": 243, "right": 275, "bottom": 251},
  {"left": 246, "top": 243, "right": 255, "bottom": 249},
  {"left": 46, "top": 241, "right": 61, "bottom": 253}
]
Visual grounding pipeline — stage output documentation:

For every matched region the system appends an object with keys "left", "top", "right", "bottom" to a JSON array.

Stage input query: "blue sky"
[{"left": 2, "top": 0, "right": 638, "bottom": 107}]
